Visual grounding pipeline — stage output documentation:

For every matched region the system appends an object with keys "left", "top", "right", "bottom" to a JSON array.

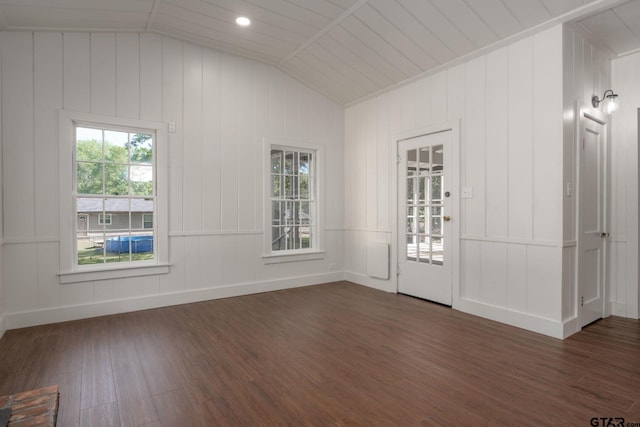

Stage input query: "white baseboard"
[
  {"left": 457, "top": 298, "right": 566, "bottom": 339},
  {"left": 4, "top": 272, "right": 344, "bottom": 330},
  {"left": 344, "top": 271, "right": 395, "bottom": 293}
]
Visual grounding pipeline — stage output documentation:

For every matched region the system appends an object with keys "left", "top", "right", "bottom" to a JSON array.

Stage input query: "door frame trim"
[
  {"left": 575, "top": 101, "right": 609, "bottom": 328},
  {"left": 392, "top": 120, "right": 461, "bottom": 308}
]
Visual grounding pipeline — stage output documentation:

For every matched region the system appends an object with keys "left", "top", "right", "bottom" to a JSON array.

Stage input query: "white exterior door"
[
  {"left": 398, "top": 131, "right": 452, "bottom": 305},
  {"left": 578, "top": 110, "right": 607, "bottom": 327}
]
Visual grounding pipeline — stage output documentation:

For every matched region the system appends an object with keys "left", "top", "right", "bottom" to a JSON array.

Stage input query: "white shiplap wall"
[
  {"left": 1, "top": 31, "right": 344, "bottom": 328},
  {"left": 611, "top": 52, "right": 640, "bottom": 319},
  {"left": 0, "top": 31, "right": 4, "bottom": 338},
  {"left": 345, "top": 25, "right": 569, "bottom": 337},
  {"left": 562, "top": 26, "right": 612, "bottom": 325}
]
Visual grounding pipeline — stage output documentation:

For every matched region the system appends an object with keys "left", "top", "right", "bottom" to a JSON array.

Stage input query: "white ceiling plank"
[
  {"left": 153, "top": 14, "right": 286, "bottom": 63},
  {"left": 304, "top": 42, "right": 380, "bottom": 93},
  {"left": 578, "top": 8, "right": 640, "bottom": 54},
  {"left": 315, "top": 33, "right": 394, "bottom": 87},
  {"left": 326, "top": 0, "right": 361, "bottom": 9},
  {"left": 163, "top": 0, "right": 308, "bottom": 46},
  {"left": 368, "top": 0, "right": 456, "bottom": 64},
  {"left": 157, "top": 1, "right": 299, "bottom": 54},
  {"left": 462, "top": 0, "right": 523, "bottom": 39},
  {"left": 399, "top": 0, "right": 477, "bottom": 55},
  {"left": 145, "top": 0, "right": 161, "bottom": 30},
  {"left": 280, "top": 0, "right": 347, "bottom": 19},
  {"left": 500, "top": 0, "right": 552, "bottom": 28},
  {"left": 0, "top": 0, "right": 153, "bottom": 12},
  {"left": 0, "top": 7, "right": 149, "bottom": 30},
  {"left": 612, "top": 1, "right": 640, "bottom": 42},
  {"left": 538, "top": 0, "right": 586, "bottom": 16},
  {"left": 284, "top": 57, "right": 362, "bottom": 103},
  {"left": 429, "top": 0, "right": 499, "bottom": 48},
  {"left": 201, "top": 0, "right": 319, "bottom": 39},
  {"left": 354, "top": 4, "right": 437, "bottom": 71},
  {"left": 327, "top": 25, "right": 408, "bottom": 83},
  {"left": 239, "top": 0, "right": 331, "bottom": 30}
]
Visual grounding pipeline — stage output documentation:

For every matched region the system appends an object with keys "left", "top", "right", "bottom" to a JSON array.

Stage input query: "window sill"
[
  {"left": 262, "top": 251, "right": 326, "bottom": 264},
  {"left": 59, "top": 263, "right": 170, "bottom": 284}
]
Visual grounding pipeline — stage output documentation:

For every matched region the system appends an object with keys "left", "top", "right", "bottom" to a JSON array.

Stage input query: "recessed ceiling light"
[{"left": 236, "top": 16, "right": 251, "bottom": 27}]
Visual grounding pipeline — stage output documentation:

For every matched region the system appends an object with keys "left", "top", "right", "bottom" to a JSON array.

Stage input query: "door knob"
[{"left": 443, "top": 216, "right": 451, "bottom": 222}]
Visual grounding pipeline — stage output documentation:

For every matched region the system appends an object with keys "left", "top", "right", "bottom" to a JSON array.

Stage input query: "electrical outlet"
[{"left": 168, "top": 122, "right": 176, "bottom": 133}]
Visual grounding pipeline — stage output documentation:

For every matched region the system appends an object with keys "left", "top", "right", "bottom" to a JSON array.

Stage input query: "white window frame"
[
  {"left": 98, "top": 213, "right": 112, "bottom": 226},
  {"left": 263, "top": 138, "right": 325, "bottom": 263},
  {"left": 142, "top": 213, "right": 153, "bottom": 229},
  {"left": 58, "top": 110, "right": 169, "bottom": 284}
]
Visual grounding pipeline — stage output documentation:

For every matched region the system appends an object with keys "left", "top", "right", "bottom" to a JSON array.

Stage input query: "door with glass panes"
[{"left": 398, "top": 131, "right": 452, "bottom": 305}]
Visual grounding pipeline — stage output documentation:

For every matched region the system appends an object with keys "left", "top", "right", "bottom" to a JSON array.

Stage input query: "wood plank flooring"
[{"left": 1, "top": 281, "right": 639, "bottom": 426}]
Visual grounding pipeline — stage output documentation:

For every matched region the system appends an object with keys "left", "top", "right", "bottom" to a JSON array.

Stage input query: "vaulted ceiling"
[{"left": 0, "top": 0, "right": 637, "bottom": 104}]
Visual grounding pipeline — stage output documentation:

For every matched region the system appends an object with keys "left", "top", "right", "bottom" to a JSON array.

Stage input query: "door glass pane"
[
  {"left": 432, "top": 175, "right": 442, "bottom": 201},
  {"left": 431, "top": 207, "right": 442, "bottom": 236},
  {"left": 432, "top": 237, "right": 443, "bottom": 265},
  {"left": 407, "top": 149, "right": 417, "bottom": 176},
  {"left": 419, "top": 147, "right": 430, "bottom": 175},
  {"left": 406, "top": 235, "right": 416, "bottom": 261},
  {"left": 418, "top": 235, "right": 430, "bottom": 264},
  {"left": 407, "top": 207, "right": 415, "bottom": 233},
  {"left": 407, "top": 178, "right": 415, "bottom": 203},
  {"left": 418, "top": 177, "right": 427, "bottom": 204}
]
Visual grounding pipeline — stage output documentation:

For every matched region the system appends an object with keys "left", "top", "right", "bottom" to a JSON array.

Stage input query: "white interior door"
[
  {"left": 398, "top": 131, "right": 452, "bottom": 305},
  {"left": 578, "top": 111, "right": 607, "bottom": 327}
]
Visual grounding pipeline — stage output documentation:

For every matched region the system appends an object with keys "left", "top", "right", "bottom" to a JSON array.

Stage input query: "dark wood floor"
[{"left": 1, "top": 281, "right": 639, "bottom": 426}]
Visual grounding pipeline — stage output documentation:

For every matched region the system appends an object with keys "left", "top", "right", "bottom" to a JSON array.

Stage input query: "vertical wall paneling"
[
  {"left": 220, "top": 56, "right": 239, "bottom": 231},
  {"left": 485, "top": 48, "right": 509, "bottom": 238},
  {"left": 2, "top": 32, "right": 35, "bottom": 240},
  {"left": 2, "top": 30, "right": 344, "bottom": 329},
  {"left": 115, "top": 33, "right": 140, "bottom": 120},
  {"left": 464, "top": 56, "right": 486, "bottom": 237},
  {"left": 139, "top": 33, "right": 162, "bottom": 122},
  {"left": 237, "top": 57, "right": 256, "bottom": 231},
  {"left": 345, "top": 25, "right": 569, "bottom": 337},
  {"left": 182, "top": 43, "right": 203, "bottom": 232},
  {"left": 90, "top": 33, "right": 116, "bottom": 116},
  {"left": 63, "top": 33, "right": 91, "bottom": 112},
  {"left": 162, "top": 36, "right": 184, "bottom": 233},
  {"left": 365, "top": 99, "right": 377, "bottom": 230},
  {"left": 532, "top": 27, "right": 563, "bottom": 242},
  {"left": 507, "top": 37, "right": 534, "bottom": 240},
  {"left": 376, "top": 93, "right": 390, "bottom": 230},
  {"left": 611, "top": 52, "right": 640, "bottom": 318},
  {"left": 34, "top": 33, "right": 63, "bottom": 240},
  {"left": 202, "top": 49, "right": 222, "bottom": 232}
]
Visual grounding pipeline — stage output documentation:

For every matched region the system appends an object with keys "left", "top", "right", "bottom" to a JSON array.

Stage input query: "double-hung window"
[
  {"left": 59, "top": 111, "right": 168, "bottom": 283},
  {"left": 265, "top": 140, "right": 323, "bottom": 261}
]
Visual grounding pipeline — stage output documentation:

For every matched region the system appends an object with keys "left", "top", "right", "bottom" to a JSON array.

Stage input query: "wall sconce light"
[{"left": 592, "top": 89, "right": 619, "bottom": 114}]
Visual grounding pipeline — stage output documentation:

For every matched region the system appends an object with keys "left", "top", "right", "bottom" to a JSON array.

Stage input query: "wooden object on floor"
[
  {"left": 0, "top": 281, "right": 639, "bottom": 426},
  {"left": 0, "top": 385, "right": 59, "bottom": 426}
]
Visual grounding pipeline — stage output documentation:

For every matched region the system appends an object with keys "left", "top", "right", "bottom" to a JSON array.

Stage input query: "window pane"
[
  {"left": 130, "top": 134, "right": 153, "bottom": 164},
  {"left": 105, "top": 164, "right": 129, "bottom": 195},
  {"left": 105, "top": 198, "right": 131, "bottom": 229},
  {"left": 76, "top": 127, "right": 103, "bottom": 162},
  {"left": 77, "top": 234, "right": 105, "bottom": 265},
  {"left": 272, "top": 201, "right": 280, "bottom": 225},
  {"left": 300, "top": 202, "right": 310, "bottom": 225},
  {"left": 130, "top": 165, "right": 153, "bottom": 196},
  {"left": 301, "top": 226, "right": 311, "bottom": 248},
  {"left": 299, "top": 152, "right": 310, "bottom": 175},
  {"left": 271, "top": 175, "right": 281, "bottom": 198},
  {"left": 419, "top": 147, "right": 430, "bottom": 174},
  {"left": 271, "top": 150, "right": 282, "bottom": 173},
  {"left": 284, "top": 152, "right": 294, "bottom": 174},
  {"left": 104, "top": 130, "right": 129, "bottom": 163},
  {"left": 77, "top": 162, "right": 103, "bottom": 194},
  {"left": 285, "top": 175, "right": 294, "bottom": 198},
  {"left": 299, "top": 174, "right": 309, "bottom": 199}
]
